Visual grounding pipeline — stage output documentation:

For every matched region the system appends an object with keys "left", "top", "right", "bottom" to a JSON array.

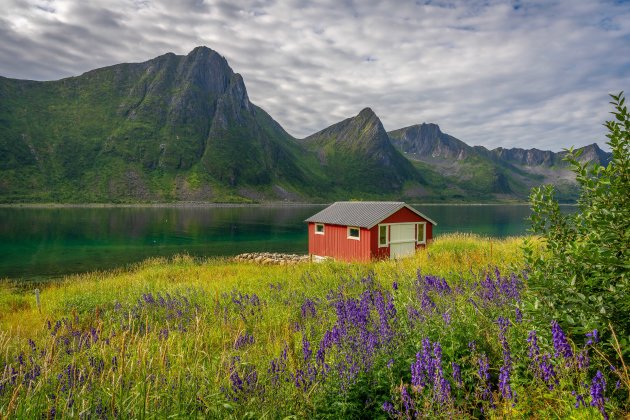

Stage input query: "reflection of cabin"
[{"left": 305, "top": 201, "right": 436, "bottom": 262}]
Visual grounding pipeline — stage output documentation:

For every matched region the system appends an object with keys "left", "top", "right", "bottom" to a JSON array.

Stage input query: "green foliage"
[
  {"left": 0, "top": 236, "right": 628, "bottom": 418},
  {"left": 525, "top": 92, "right": 630, "bottom": 341}
]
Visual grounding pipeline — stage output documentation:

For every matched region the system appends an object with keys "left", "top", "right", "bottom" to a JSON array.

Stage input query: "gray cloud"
[{"left": 1, "top": 0, "right": 629, "bottom": 151}]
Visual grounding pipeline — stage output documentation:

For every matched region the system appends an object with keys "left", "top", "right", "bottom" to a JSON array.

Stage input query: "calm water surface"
[{"left": 0, "top": 204, "right": 574, "bottom": 281}]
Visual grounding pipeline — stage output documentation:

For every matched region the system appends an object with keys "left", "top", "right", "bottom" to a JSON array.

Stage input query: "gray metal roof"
[{"left": 305, "top": 201, "right": 437, "bottom": 229}]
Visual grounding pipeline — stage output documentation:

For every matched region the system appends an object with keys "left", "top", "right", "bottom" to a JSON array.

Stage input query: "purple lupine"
[
  {"left": 515, "top": 307, "right": 523, "bottom": 323},
  {"left": 452, "top": 362, "right": 462, "bottom": 387},
  {"left": 159, "top": 328, "right": 169, "bottom": 341},
  {"left": 302, "top": 335, "right": 312, "bottom": 361},
  {"left": 420, "top": 290, "right": 436, "bottom": 313},
  {"left": 382, "top": 401, "right": 398, "bottom": 416},
  {"left": 585, "top": 329, "right": 599, "bottom": 346},
  {"left": 527, "top": 330, "right": 540, "bottom": 360},
  {"left": 572, "top": 391, "right": 586, "bottom": 408},
  {"left": 497, "top": 317, "right": 514, "bottom": 400},
  {"left": 442, "top": 311, "right": 451, "bottom": 326},
  {"left": 420, "top": 274, "right": 452, "bottom": 295},
  {"left": 400, "top": 385, "right": 417, "bottom": 418},
  {"left": 590, "top": 370, "right": 608, "bottom": 419},
  {"left": 540, "top": 353, "right": 558, "bottom": 390},
  {"left": 433, "top": 342, "right": 451, "bottom": 403},
  {"left": 407, "top": 305, "right": 423, "bottom": 325},
  {"left": 392, "top": 281, "right": 398, "bottom": 291},
  {"left": 301, "top": 298, "right": 317, "bottom": 319},
  {"left": 551, "top": 320, "right": 573, "bottom": 359},
  {"left": 498, "top": 365, "right": 514, "bottom": 400},
  {"left": 268, "top": 345, "right": 288, "bottom": 386},
  {"left": 230, "top": 370, "right": 244, "bottom": 394},
  {"left": 410, "top": 338, "right": 451, "bottom": 403},
  {"left": 577, "top": 349, "right": 590, "bottom": 370},
  {"left": 234, "top": 331, "right": 255, "bottom": 350},
  {"left": 477, "top": 353, "right": 494, "bottom": 406}
]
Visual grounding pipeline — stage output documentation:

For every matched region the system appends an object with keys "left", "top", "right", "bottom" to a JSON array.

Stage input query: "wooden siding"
[
  {"left": 369, "top": 225, "right": 389, "bottom": 260},
  {"left": 370, "top": 207, "right": 434, "bottom": 259},
  {"left": 380, "top": 207, "right": 425, "bottom": 224},
  {"left": 307, "top": 207, "right": 435, "bottom": 262},
  {"left": 308, "top": 223, "right": 371, "bottom": 262}
]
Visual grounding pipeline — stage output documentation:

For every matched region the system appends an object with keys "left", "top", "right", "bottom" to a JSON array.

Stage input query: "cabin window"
[
  {"left": 378, "top": 225, "right": 388, "bottom": 247},
  {"left": 315, "top": 224, "right": 325, "bottom": 235},
  {"left": 417, "top": 223, "right": 426, "bottom": 244},
  {"left": 347, "top": 226, "right": 360, "bottom": 240}
]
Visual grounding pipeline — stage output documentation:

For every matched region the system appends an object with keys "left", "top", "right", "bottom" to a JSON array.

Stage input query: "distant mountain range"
[{"left": 0, "top": 46, "right": 610, "bottom": 203}]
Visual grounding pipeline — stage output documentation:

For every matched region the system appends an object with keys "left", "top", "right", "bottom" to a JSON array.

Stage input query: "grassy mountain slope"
[
  {"left": 389, "top": 123, "right": 609, "bottom": 202},
  {"left": 0, "top": 46, "right": 611, "bottom": 203},
  {"left": 300, "top": 108, "right": 425, "bottom": 198},
  {"left": 0, "top": 47, "right": 327, "bottom": 203}
]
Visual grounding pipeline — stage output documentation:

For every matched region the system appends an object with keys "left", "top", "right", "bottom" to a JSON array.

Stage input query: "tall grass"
[{"left": 0, "top": 234, "right": 626, "bottom": 418}]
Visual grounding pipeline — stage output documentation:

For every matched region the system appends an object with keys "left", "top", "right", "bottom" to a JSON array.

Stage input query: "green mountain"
[
  {"left": 389, "top": 123, "right": 610, "bottom": 202},
  {"left": 0, "top": 47, "right": 611, "bottom": 203},
  {"left": 300, "top": 107, "right": 423, "bottom": 196},
  {"left": 0, "top": 47, "right": 327, "bottom": 202}
]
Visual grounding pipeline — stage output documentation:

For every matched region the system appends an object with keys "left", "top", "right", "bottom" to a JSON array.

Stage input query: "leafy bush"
[{"left": 525, "top": 92, "right": 629, "bottom": 342}]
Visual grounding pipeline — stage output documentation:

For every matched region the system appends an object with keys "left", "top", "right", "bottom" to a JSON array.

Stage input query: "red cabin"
[{"left": 305, "top": 201, "right": 436, "bottom": 262}]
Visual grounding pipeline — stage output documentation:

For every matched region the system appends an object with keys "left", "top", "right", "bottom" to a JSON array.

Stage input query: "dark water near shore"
[{"left": 0, "top": 204, "right": 575, "bottom": 281}]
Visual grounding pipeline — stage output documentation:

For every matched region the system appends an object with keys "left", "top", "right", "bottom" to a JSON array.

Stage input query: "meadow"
[{"left": 0, "top": 234, "right": 627, "bottom": 418}]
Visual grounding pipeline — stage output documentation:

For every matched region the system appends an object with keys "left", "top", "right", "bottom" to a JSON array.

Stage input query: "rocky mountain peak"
[
  {"left": 357, "top": 107, "right": 377, "bottom": 119},
  {"left": 388, "top": 122, "right": 472, "bottom": 160}
]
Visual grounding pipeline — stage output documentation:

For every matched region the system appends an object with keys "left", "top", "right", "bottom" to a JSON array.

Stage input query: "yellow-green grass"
[
  {"left": 1, "top": 234, "right": 620, "bottom": 418},
  {"left": 0, "top": 233, "right": 528, "bottom": 334}
]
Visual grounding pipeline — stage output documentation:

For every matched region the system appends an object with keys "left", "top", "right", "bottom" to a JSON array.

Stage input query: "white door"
[{"left": 389, "top": 224, "right": 416, "bottom": 259}]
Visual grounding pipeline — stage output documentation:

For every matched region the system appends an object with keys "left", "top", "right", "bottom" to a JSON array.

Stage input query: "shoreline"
[{"left": 0, "top": 201, "right": 568, "bottom": 208}]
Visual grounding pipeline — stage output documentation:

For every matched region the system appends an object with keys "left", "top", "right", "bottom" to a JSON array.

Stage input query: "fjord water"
[{"left": 0, "top": 205, "right": 573, "bottom": 281}]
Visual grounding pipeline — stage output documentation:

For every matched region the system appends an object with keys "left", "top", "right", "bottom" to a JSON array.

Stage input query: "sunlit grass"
[{"left": 0, "top": 235, "right": 623, "bottom": 418}]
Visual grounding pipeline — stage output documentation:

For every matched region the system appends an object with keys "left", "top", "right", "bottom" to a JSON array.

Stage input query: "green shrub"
[{"left": 525, "top": 92, "right": 629, "bottom": 343}]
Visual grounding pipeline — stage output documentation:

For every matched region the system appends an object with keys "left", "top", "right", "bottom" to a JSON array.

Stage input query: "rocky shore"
[{"left": 233, "top": 252, "right": 311, "bottom": 265}]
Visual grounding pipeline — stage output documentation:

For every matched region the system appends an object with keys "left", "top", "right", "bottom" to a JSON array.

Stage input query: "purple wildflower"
[
  {"left": 234, "top": 331, "right": 255, "bottom": 350},
  {"left": 540, "top": 353, "right": 558, "bottom": 390},
  {"left": 300, "top": 298, "right": 317, "bottom": 319},
  {"left": 420, "top": 290, "right": 436, "bottom": 313},
  {"left": 499, "top": 365, "right": 514, "bottom": 400},
  {"left": 572, "top": 391, "right": 586, "bottom": 408},
  {"left": 442, "top": 311, "right": 451, "bottom": 325},
  {"left": 577, "top": 349, "right": 590, "bottom": 370},
  {"left": 230, "top": 370, "right": 244, "bottom": 394},
  {"left": 497, "top": 317, "right": 514, "bottom": 400},
  {"left": 452, "top": 362, "right": 462, "bottom": 387},
  {"left": 382, "top": 401, "right": 398, "bottom": 416},
  {"left": 401, "top": 385, "right": 416, "bottom": 418},
  {"left": 527, "top": 330, "right": 540, "bottom": 360},
  {"left": 515, "top": 307, "right": 523, "bottom": 323},
  {"left": 302, "top": 335, "right": 312, "bottom": 361},
  {"left": 477, "top": 353, "right": 493, "bottom": 406},
  {"left": 590, "top": 370, "right": 608, "bottom": 419},
  {"left": 392, "top": 281, "right": 398, "bottom": 291},
  {"left": 585, "top": 329, "right": 599, "bottom": 346},
  {"left": 551, "top": 320, "right": 573, "bottom": 359}
]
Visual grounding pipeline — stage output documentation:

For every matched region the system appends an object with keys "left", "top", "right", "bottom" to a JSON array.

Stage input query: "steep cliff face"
[
  {"left": 0, "top": 46, "right": 613, "bottom": 203},
  {"left": 0, "top": 47, "right": 320, "bottom": 202},
  {"left": 301, "top": 108, "right": 420, "bottom": 193},
  {"left": 389, "top": 123, "right": 472, "bottom": 160}
]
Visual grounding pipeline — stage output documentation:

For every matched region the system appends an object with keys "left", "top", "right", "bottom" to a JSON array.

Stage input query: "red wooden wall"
[
  {"left": 308, "top": 223, "right": 371, "bottom": 262},
  {"left": 308, "top": 207, "right": 434, "bottom": 262}
]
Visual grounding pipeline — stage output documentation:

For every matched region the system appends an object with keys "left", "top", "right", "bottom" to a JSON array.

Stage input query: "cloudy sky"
[{"left": 1, "top": 0, "right": 628, "bottom": 151}]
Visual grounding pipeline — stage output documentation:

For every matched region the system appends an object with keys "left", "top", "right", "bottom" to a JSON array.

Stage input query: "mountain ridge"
[{"left": 0, "top": 46, "right": 610, "bottom": 203}]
